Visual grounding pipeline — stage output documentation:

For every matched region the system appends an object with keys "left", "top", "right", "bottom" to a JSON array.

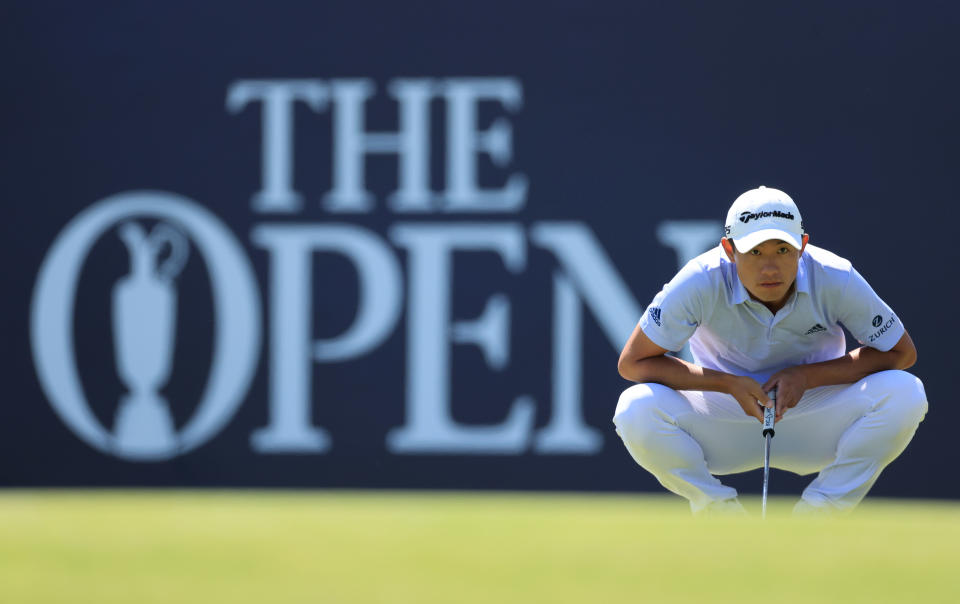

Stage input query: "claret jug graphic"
[
  {"left": 112, "top": 221, "right": 188, "bottom": 457},
  {"left": 31, "top": 191, "right": 261, "bottom": 461}
]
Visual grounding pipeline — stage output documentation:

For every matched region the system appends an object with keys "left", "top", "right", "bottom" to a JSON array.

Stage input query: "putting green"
[{"left": 0, "top": 491, "right": 957, "bottom": 603}]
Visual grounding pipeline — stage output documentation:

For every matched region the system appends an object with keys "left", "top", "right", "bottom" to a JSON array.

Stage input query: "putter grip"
[{"left": 763, "top": 389, "right": 776, "bottom": 437}]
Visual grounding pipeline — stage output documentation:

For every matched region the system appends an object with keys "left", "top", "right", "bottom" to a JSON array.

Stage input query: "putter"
[{"left": 761, "top": 388, "right": 776, "bottom": 519}]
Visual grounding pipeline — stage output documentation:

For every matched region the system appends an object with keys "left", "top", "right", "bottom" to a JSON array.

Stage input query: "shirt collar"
[
  {"left": 795, "top": 253, "right": 810, "bottom": 295},
  {"left": 731, "top": 271, "right": 750, "bottom": 305}
]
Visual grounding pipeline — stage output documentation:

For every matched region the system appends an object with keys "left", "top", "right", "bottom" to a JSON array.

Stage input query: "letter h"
[{"left": 323, "top": 79, "right": 433, "bottom": 213}]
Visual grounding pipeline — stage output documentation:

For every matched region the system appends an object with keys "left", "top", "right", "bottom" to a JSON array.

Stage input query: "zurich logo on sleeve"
[{"left": 869, "top": 314, "right": 897, "bottom": 343}]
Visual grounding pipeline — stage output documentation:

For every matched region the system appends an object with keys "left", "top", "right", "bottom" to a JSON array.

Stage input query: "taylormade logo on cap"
[
  {"left": 725, "top": 186, "right": 804, "bottom": 253},
  {"left": 738, "top": 209, "right": 795, "bottom": 224}
]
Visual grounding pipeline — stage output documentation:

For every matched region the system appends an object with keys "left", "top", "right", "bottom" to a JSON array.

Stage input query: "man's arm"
[
  {"left": 618, "top": 323, "right": 771, "bottom": 421},
  {"left": 763, "top": 330, "right": 918, "bottom": 420}
]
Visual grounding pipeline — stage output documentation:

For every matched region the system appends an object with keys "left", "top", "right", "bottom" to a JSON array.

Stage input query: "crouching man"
[{"left": 614, "top": 186, "right": 927, "bottom": 515}]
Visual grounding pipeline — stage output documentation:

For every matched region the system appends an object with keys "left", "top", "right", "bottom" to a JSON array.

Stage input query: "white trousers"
[{"left": 612, "top": 370, "right": 928, "bottom": 514}]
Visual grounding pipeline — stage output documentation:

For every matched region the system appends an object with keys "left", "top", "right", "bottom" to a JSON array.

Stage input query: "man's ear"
[
  {"left": 800, "top": 233, "right": 809, "bottom": 254},
  {"left": 721, "top": 238, "right": 736, "bottom": 262}
]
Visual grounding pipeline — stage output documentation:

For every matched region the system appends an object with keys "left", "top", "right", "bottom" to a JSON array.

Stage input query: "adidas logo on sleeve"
[{"left": 648, "top": 307, "right": 662, "bottom": 327}]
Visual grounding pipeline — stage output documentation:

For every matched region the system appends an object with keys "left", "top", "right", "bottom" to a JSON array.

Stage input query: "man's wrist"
[
  {"left": 706, "top": 370, "right": 737, "bottom": 394},
  {"left": 790, "top": 363, "right": 816, "bottom": 389}
]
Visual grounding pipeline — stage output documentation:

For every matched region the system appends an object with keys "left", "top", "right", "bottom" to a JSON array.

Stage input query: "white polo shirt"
[{"left": 638, "top": 244, "right": 905, "bottom": 384}]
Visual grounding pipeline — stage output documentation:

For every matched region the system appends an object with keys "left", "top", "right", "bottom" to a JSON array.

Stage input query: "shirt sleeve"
[
  {"left": 836, "top": 267, "right": 905, "bottom": 352},
  {"left": 637, "top": 266, "right": 705, "bottom": 352}
]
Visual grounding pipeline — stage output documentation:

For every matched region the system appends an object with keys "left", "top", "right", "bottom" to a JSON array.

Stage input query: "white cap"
[{"left": 724, "top": 186, "right": 804, "bottom": 253}]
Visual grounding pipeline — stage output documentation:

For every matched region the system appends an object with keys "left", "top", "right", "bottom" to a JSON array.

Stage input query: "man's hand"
[
  {"left": 762, "top": 366, "right": 810, "bottom": 421},
  {"left": 723, "top": 375, "right": 771, "bottom": 422}
]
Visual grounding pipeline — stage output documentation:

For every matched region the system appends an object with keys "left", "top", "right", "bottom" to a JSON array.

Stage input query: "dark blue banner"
[{"left": 2, "top": 1, "right": 957, "bottom": 497}]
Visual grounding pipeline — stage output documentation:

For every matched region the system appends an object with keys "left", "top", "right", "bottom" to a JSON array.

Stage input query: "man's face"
[{"left": 723, "top": 236, "right": 808, "bottom": 310}]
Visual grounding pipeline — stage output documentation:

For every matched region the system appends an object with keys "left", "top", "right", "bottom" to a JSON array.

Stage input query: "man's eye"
[
  {"left": 778, "top": 247, "right": 788, "bottom": 254},
  {"left": 751, "top": 249, "right": 761, "bottom": 255}
]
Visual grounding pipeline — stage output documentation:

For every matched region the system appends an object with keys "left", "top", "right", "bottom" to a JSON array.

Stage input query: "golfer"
[{"left": 614, "top": 186, "right": 927, "bottom": 515}]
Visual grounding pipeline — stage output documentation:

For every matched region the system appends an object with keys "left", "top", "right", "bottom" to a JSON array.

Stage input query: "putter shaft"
[
  {"left": 762, "top": 390, "right": 776, "bottom": 519},
  {"left": 762, "top": 432, "right": 771, "bottom": 517}
]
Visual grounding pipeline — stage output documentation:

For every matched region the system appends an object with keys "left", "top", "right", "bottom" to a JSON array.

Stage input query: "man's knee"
[
  {"left": 613, "top": 383, "right": 677, "bottom": 444},
  {"left": 863, "top": 370, "right": 928, "bottom": 429}
]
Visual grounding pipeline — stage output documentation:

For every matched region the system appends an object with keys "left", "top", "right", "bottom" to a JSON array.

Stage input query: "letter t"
[{"left": 227, "top": 80, "right": 329, "bottom": 213}]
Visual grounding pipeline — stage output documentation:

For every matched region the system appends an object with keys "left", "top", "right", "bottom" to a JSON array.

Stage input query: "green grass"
[{"left": 0, "top": 491, "right": 958, "bottom": 603}]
